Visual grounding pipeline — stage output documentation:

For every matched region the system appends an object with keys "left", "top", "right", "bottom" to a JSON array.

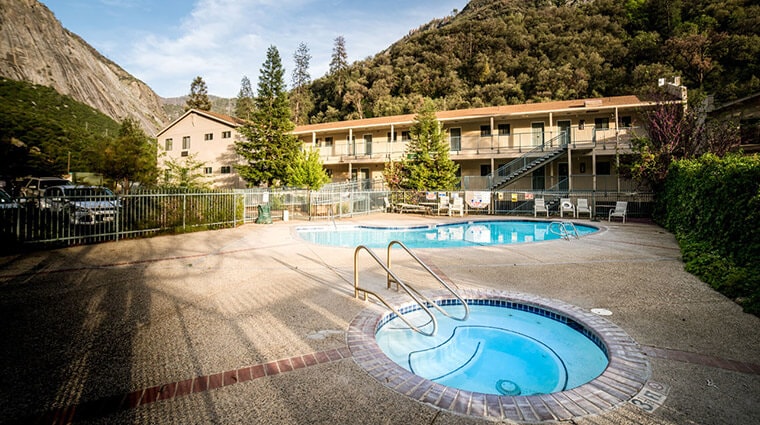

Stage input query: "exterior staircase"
[{"left": 488, "top": 133, "right": 567, "bottom": 190}]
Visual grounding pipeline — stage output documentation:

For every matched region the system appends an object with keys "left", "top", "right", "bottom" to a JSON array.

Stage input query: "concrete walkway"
[{"left": 0, "top": 214, "right": 758, "bottom": 424}]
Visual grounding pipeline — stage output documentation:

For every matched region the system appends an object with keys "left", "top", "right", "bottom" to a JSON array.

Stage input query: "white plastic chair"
[
  {"left": 534, "top": 198, "right": 548, "bottom": 217},
  {"left": 449, "top": 197, "right": 464, "bottom": 216},
  {"left": 437, "top": 195, "right": 449, "bottom": 215},
  {"left": 560, "top": 198, "right": 575, "bottom": 218},
  {"left": 608, "top": 201, "right": 628, "bottom": 223},
  {"left": 576, "top": 198, "right": 591, "bottom": 218}
]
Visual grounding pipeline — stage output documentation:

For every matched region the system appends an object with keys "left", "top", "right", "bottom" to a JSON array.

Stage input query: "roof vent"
[{"left": 584, "top": 99, "right": 603, "bottom": 107}]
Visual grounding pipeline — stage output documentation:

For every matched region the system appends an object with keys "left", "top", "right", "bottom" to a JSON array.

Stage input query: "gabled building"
[{"left": 156, "top": 109, "right": 247, "bottom": 188}]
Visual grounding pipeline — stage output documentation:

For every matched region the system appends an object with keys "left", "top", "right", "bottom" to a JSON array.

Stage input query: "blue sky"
[{"left": 40, "top": 0, "right": 468, "bottom": 98}]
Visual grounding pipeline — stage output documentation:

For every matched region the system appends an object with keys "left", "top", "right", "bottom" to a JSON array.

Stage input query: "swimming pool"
[
  {"left": 297, "top": 220, "right": 597, "bottom": 248},
  {"left": 375, "top": 302, "right": 608, "bottom": 396}
]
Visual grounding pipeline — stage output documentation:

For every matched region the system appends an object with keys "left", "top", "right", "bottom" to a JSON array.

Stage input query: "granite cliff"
[{"left": 0, "top": 0, "right": 167, "bottom": 134}]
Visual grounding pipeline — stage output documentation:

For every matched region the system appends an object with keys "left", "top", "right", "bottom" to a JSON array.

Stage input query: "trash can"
[{"left": 256, "top": 204, "right": 272, "bottom": 224}]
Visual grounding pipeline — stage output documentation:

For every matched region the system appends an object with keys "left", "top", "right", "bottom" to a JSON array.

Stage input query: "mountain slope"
[{"left": 0, "top": 0, "right": 167, "bottom": 134}]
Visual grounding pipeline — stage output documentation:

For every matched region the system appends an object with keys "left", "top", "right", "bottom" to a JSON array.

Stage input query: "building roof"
[
  {"left": 155, "top": 109, "right": 247, "bottom": 137},
  {"left": 292, "top": 95, "right": 655, "bottom": 135}
]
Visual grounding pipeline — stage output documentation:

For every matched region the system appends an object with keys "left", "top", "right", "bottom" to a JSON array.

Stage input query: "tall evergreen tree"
[
  {"left": 402, "top": 100, "right": 459, "bottom": 190},
  {"left": 185, "top": 76, "right": 212, "bottom": 111},
  {"left": 235, "top": 45, "right": 301, "bottom": 187},
  {"left": 329, "top": 36, "right": 348, "bottom": 75},
  {"left": 235, "top": 76, "right": 255, "bottom": 120},
  {"left": 291, "top": 42, "right": 312, "bottom": 125}
]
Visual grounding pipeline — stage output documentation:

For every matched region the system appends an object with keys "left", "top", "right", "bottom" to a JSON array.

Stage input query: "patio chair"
[
  {"left": 608, "top": 201, "right": 628, "bottom": 223},
  {"left": 534, "top": 198, "right": 549, "bottom": 217},
  {"left": 560, "top": 198, "right": 575, "bottom": 218},
  {"left": 576, "top": 198, "right": 592, "bottom": 218},
  {"left": 383, "top": 197, "right": 396, "bottom": 213},
  {"left": 449, "top": 197, "right": 464, "bottom": 216},
  {"left": 437, "top": 195, "right": 449, "bottom": 215}
]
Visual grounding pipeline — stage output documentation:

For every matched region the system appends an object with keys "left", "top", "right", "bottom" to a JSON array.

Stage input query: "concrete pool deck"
[{"left": 0, "top": 214, "right": 758, "bottom": 424}]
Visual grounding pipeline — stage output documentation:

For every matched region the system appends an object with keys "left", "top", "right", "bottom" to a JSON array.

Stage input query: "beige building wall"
[{"left": 157, "top": 111, "right": 246, "bottom": 188}]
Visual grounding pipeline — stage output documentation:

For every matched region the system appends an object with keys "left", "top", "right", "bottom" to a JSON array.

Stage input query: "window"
[
  {"left": 387, "top": 132, "right": 397, "bottom": 142},
  {"left": 449, "top": 128, "right": 461, "bottom": 151},
  {"left": 164, "top": 138, "right": 173, "bottom": 151},
  {"left": 480, "top": 164, "right": 492, "bottom": 176},
  {"left": 480, "top": 125, "right": 492, "bottom": 137},
  {"left": 204, "top": 167, "right": 213, "bottom": 174},
  {"left": 324, "top": 137, "right": 333, "bottom": 147},
  {"left": 401, "top": 131, "right": 410, "bottom": 141},
  {"left": 594, "top": 118, "right": 610, "bottom": 129},
  {"left": 220, "top": 166, "right": 231, "bottom": 174},
  {"left": 204, "top": 133, "right": 213, "bottom": 141},
  {"left": 620, "top": 116, "right": 632, "bottom": 128},
  {"left": 182, "top": 136, "right": 191, "bottom": 149},
  {"left": 498, "top": 124, "right": 510, "bottom": 135},
  {"left": 222, "top": 131, "right": 231, "bottom": 138},
  {"left": 597, "top": 161, "right": 611, "bottom": 175},
  {"left": 181, "top": 151, "right": 189, "bottom": 157}
]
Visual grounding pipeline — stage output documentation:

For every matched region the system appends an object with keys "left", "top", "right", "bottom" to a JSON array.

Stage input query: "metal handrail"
[
  {"left": 386, "top": 240, "right": 470, "bottom": 322},
  {"left": 549, "top": 221, "right": 580, "bottom": 240},
  {"left": 353, "top": 245, "right": 438, "bottom": 336},
  {"left": 489, "top": 132, "right": 568, "bottom": 187}
]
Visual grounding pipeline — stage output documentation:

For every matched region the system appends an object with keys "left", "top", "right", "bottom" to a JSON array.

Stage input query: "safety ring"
[{"left": 562, "top": 201, "right": 573, "bottom": 210}]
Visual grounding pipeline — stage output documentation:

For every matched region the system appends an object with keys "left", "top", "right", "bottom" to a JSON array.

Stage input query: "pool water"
[
  {"left": 375, "top": 303, "right": 608, "bottom": 396},
  {"left": 297, "top": 220, "right": 597, "bottom": 248}
]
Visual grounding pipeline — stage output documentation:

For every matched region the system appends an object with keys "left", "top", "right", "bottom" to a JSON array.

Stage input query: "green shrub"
[{"left": 662, "top": 153, "right": 760, "bottom": 315}]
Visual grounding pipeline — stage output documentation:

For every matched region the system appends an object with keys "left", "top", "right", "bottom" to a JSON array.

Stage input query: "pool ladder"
[
  {"left": 353, "top": 240, "right": 470, "bottom": 336},
  {"left": 549, "top": 221, "right": 580, "bottom": 240}
]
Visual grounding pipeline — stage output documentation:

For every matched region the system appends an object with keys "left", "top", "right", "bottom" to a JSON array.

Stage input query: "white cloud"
[{"left": 120, "top": 0, "right": 467, "bottom": 97}]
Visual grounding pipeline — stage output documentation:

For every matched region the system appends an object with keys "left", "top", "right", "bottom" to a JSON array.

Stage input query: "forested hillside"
[
  {"left": 0, "top": 78, "right": 120, "bottom": 179},
  {"left": 301, "top": 0, "right": 760, "bottom": 123}
]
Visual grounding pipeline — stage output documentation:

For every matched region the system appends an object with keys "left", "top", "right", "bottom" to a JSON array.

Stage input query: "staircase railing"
[{"left": 488, "top": 132, "right": 568, "bottom": 188}]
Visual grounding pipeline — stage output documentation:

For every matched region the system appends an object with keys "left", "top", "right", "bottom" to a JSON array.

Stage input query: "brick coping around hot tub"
[{"left": 346, "top": 289, "right": 651, "bottom": 422}]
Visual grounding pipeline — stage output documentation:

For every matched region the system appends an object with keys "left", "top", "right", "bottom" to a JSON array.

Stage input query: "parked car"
[
  {"left": 41, "top": 185, "right": 120, "bottom": 225},
  {"left": 0, "top": 188, "right": 20, "bottom": 209},
  {"left": 19, "top": 177, "right": 71, "bottom": 204}
]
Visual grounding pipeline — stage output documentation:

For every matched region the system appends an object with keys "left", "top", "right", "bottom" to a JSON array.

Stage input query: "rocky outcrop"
[{"left": 0, "top": 0, "right": 167, "bottom": 134}]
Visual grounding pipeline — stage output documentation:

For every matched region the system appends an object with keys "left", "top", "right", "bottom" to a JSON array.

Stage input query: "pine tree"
[
  {"left": 402, "top": 100, "right": 459, "bottom": 190},
  {"left": 291, "top": 42, "right": 312, "bottom": 125},
  {"left": 185, "top": 76, "right": 212, "bottom": 111},
  {"left": 235, "top": 46, "right": 301, "bottom": 187},
  {"left": 235, "top": 76, "right": 255, "bottom": 120},
  {"left": 329, "top": 36, "right": 348, "bottom": 75}
]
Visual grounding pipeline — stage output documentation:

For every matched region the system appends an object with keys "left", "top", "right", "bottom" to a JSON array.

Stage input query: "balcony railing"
[{"left": 311, "top": 126, "right": 642, "bottom": 164}]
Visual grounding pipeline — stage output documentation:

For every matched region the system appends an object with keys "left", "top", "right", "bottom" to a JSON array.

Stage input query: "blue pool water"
[
  {"left": 375, "top": 303, "right": 608, "bottom": 396},
  {"left": 297, "top": 220, "right": 597, "bottom": 248}
]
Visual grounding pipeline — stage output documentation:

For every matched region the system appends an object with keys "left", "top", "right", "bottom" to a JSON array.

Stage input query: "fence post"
[{"left": 183, "top": 193, "right": 187, "bottom": 230}]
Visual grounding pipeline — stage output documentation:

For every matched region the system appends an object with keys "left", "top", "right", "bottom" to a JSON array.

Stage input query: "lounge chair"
[
  {"left": 397, "top": 203, "right": 432, "bottom": 214},
  {"left": 437, "top": 195, "right": 449, "bottom": 215},
  {"left": 560, "top": 198, "right": 575, "bottom": 218},
  {"left": 576, "top": 198, "right": 592, "bottom": 218},
  {"left": 534, "top": 198, "right": 549, "bottom": 217},
  {"left": 383, "top": 197, "right": 397, "bottom": 213},
  {"left": 449, "top": 197, "right": 464, "bottom": 216},
  {"left": 608, "top": 201, "right": 628, "bottom": 223}
]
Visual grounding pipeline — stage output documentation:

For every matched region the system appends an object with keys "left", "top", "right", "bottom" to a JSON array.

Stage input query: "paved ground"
[{"left": 0, "top": 214, "right": 758, "bottom": 424}]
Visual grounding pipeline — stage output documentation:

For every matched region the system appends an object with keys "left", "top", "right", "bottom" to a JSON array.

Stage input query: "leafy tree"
[
  {"left": 96, "top": 118, "right": 158, "bottom": 192},
  {"left": 291, "top": 42, "right": 313, "bottom": 125},
  {"left": 162, "top": 153, "right": 208, "bottom": 189},
  {"left": 287, "top": 148, "right": 330, "bottom": 189},
  {"left": 235, "top": 45, "right": 301, "bottom": 187},
  {"left": 629, "top": 93, "right": 740, "bottom": 187},
  {"left": 401, "top": 100, "right": 459, "bottom": 190},
  {"left": 185, "top": 76, "right": 212, "bottom": 111},
  {"left": 235, "top": 76, "right": 255, "bottom": 120}
]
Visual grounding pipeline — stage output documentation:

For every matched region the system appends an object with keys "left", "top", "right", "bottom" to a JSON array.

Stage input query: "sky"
[{"left": 40, "top": 0, "right": 469, "bottom": 99}]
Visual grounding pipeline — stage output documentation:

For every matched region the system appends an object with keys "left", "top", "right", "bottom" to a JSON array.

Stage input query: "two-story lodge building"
[{"left": 156, "top": 81, "right": 687, "bottom": 193}]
